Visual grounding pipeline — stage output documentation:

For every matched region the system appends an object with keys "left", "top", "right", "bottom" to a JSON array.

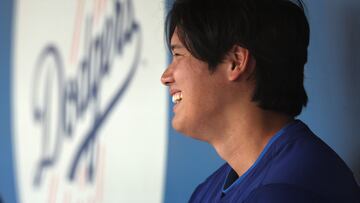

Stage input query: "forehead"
[
  {"left": 170, "top": 29, "right": 187, "bottom": 51},
  {"left": 170, "top": 31, "right": 182, "bottom": 46}
]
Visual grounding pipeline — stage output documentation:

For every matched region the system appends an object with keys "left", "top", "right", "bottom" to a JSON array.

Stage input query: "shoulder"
[
  {"left": 244, "top": 183, "right": 324, "bottom": 202},
  {"left": 244, "top": 183, "right": 360, "bottom": 203},
  {"left": 244, "top": 183, "right": 327, "bottom": 203},
  {"left": 266, "top": 123, "right": 352, "bottom": 181},
  {"left": 261, "top": 121, "right": 360, "bottom": 199}
]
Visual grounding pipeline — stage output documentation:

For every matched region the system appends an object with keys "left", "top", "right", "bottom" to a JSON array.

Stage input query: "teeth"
[{"left": 172, "top": 92, "right": 183, "bottom": 104}]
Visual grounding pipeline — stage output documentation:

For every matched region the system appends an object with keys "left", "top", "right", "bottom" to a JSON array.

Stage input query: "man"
[{"left": 161, "top": 0, "right": 360, "bottom": 202}]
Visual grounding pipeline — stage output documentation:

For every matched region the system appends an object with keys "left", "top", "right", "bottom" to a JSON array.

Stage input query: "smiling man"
[{"left": 161, "top": 0, "right": 360, "bottom": 202}]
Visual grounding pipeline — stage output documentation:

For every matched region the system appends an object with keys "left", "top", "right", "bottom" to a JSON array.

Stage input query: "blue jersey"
[{"left": 189, "top": 120, "right": 360, "bottom": 202}]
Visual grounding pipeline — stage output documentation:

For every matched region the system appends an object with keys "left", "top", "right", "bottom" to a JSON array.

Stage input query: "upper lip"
[{"left": 170, "top": 88, "right": 181, "bottom": 96}]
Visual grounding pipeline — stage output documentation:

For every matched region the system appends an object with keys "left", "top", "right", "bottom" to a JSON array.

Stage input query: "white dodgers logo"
[{"left": 12, "top": 0, "right": 167, "bottom": 202}]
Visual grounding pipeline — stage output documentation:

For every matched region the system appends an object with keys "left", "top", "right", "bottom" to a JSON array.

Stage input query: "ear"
[{"left": 227, "top": 45, "right": 251, "bottom": 81}]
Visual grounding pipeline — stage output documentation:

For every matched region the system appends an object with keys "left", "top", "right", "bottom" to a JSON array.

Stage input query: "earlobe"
[{"left": 228, "top": 45, "right": 250, "bottom": 81}]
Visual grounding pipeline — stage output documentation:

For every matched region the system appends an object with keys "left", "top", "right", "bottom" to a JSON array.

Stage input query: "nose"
[{"left": 161, "top": 65, "right": 174, "bottom": 86}]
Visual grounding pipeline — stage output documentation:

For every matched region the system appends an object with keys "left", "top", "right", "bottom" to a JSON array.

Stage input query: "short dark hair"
[{"left": 166, "top": 0, "right": 309, "bottom": 117}]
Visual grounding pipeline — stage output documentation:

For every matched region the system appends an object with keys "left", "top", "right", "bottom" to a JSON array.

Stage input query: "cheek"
[
  {"left": 187, "top": 83, "right": 220, "bottom": 116},
  {"left": 196, "top": 82, "right": 227, "bottom": 116}
]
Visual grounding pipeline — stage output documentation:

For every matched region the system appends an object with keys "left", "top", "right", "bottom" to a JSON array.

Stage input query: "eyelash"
[{"left": 173, "top": 53, "right": 183, "bottom": 57}]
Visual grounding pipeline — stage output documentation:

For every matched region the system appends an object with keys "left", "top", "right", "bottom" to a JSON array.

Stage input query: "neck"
[{"left": 209, "top": 105, "right": 292, "bottom": 177}]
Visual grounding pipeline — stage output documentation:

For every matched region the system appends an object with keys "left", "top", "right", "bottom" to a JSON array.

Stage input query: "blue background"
[
  {"left": 0, "top": 0, "right": 18, "bottom": 203},
  {"left": 1, "top": 0, "right": 359, "bottom": 203}
]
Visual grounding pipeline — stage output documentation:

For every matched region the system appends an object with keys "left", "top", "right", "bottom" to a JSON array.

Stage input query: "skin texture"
[
  {"left": 161, "top": 29, "right": 292, "bottom": 177},
  {"left": 162, "top": 30, "right": 231, "bottom": 140}
]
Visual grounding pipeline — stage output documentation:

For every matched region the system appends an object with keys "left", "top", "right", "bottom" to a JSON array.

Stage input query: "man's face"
[{"left": 161, "top": 30, "right": 230, "bottom": 141}]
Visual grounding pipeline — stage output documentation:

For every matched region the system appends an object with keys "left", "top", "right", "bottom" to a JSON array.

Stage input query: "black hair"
[{"left": 166, "top": 0, "right": 309, "bottom": 117}]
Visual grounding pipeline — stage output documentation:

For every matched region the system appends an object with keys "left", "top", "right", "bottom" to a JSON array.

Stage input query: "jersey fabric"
[{"left": 189, "top": 120, "right": 360, "bottom": 202}]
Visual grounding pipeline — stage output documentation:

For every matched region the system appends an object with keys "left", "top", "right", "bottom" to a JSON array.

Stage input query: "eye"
[{"left": 172, "top": 52, "right": 185, "bottom": 58}]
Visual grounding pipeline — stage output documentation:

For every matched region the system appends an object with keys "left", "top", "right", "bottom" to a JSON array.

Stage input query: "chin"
[
  {"left": 172, "top": 119, "right": 184, "bottom": 133},
  {"left": 172, "top": 119, "right": 210, "bottom": 142},
  {"left": 172, "top": 117, "right": 193, "bottom": 135}
]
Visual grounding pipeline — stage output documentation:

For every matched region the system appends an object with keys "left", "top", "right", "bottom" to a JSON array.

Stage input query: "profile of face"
[{"left": 161, "top": 30, "right": 233, "bottom": 141}]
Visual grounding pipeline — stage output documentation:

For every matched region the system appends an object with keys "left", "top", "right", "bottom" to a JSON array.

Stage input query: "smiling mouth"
[{"left": 172, "top": 92, "right": 183, "bottom": 104}]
